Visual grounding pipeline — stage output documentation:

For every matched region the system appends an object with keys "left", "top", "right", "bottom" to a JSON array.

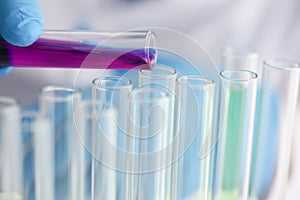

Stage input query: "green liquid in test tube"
[
  {"left": 215, "top": 69, "right": 257, "bottom": 200},
  {"left": 220, "top": 88, "right": 246, "bottom": 200}
]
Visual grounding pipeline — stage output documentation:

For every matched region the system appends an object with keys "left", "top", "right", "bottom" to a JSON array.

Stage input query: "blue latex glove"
[{"left": 0, "top": 0, "right": 43, "bottom": 77}]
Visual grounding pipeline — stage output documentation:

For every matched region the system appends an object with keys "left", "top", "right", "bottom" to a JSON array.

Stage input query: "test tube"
[
  {"left": 175, "top": 76, "right": 215, "bottom": 200},
  {"left": 92, "top": 76, "right": 132, "bottom": 200},
  {"left": 250, "top": 59, "right": 300, "bottom": 200},
  {"left": 139, "top": 65, "right": 177, "bottom": 199},
  {"left": 220, "top": 47, "right": 259, "bottom": 198},
  {"left": 91, "top": 102, "right": 118, "bottom": 200},
  {"left": 215, "top": 69, "right": 257, "bottom": 200},
  {"left": 39, "top": 86, "right": 85, "bottom": 200},
  {"left": 0, "top": 97, "right": 23, "bottom": 200},
  {"left": 76, "top": 101, "right": 93, "bottom": 200},
  {"left": 139, "top": 65, "right": 177, "bottom": 133},
  {"left": 78, "top": 100, "right": 118, "bottom": 200},
  {"left": 129, "top": 87, "right": 171, "bottom": 200},
  {"left": 220, "top": 47, "right": 259, "bottom": 73},
  {"left": 21, "top": 111, "right": 53, "bottom": 200},
  {"left": 0, "top": 30, "right": 157, "bottom": 70}
]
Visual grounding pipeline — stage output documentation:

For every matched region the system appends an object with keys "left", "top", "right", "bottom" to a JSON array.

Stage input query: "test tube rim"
[
  {"left": 176, "top": 76, "right": 215, "bottom": 90},
  {"left": 220, "top": 69, "right": 258, "bottom": 82},
  {"left": 139, "top": 65, "right": 177, "bottom": 80},
  {"left": 92, "top": 76, "right": 133, "bottom": 91},
  {"left": 39, "top": 85, "right": 82, "bottom": 102},
  {"left": 0, "top": 97, "right": 20, "bottom": 116},
  {"left": 263, "top": 58, "right": 300, "bottom": 71}
]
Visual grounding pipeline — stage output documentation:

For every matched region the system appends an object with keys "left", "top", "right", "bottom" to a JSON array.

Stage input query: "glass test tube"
[
  {"left": 139, "top": 65, "right": 177, "bottom": 200},
  {"left": 80, "top": 101, "right": 117, "bottom": 199},
  {"left": 39, "top": 86, "right": 85, "bottom": 200},
  {"left": 175, "top": 77, "right": 215, "bottom": 200},
  {"left": 78, "top": 101, "right": 118, "bottom": 200},
  {"left": 0, "top": 97, "right": 23, "bottom": 200},
  {"left": 139, "top": 65, "right": 177, "bottom": 133},
  {"left": 21, "top": 111, "right": 53, "bottom": 200},
  {"left": 250, "top": 59, "right": 300, "bottom": 200},
  {"left": 129, "top": 87, "right": 171, "bottom": 200},
  {"left": 220, "top": 47, "right": 259, "bottom": 73},
  {"left": 220, "top": 46, "right": 260, "bottom": 196},
  {"left": 76, "top": 101, "right": 93, "bottom": 200},
  {"left": 0, "top": 30, "right": 157, "bottom": 70},
  {"left": 92, "top": 76, "right": 132, "bottom": 200},
  {"left": 215, "top": 70, "right": 257, "bottom": 200}
]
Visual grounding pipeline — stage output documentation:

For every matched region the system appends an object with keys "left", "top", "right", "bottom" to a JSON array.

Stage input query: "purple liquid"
[{"left": 0, "top": 38, "right": 157, "bottom": 70}]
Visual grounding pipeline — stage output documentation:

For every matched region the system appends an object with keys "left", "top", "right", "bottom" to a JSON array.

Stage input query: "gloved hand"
[{"left": 0, "top": 0, "right": 43, "bottom": 77}]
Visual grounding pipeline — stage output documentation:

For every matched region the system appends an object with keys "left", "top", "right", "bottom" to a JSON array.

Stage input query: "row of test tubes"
[{"left": 0, "top": 53, "right": 300, "bottom": 200}]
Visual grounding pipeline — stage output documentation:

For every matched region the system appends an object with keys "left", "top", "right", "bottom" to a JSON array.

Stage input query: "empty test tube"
[
  {"left": 250, "top": 59, "right": 300, "bottom": 200},
  {"left": 129, "top": 87, "right": 171, "bottom": 200},
  {"left": 78, "top": 100, "right": 119, "bottom": 200},
  {"left": 92, "top": 103, "right": 118, "bottom": 200},
  {"left": 0, "top": 30, "right": 157, "bottom": 70},
  {"left": 0, "top": 97, "right": 23, "bottom": 200},
  {"left": 139, "top": 65, "right": 177, "bottom": 134},
  {"left": 21, "top": 112, "right": 54, "bottom": 200},
  {"left": 39, "top": 86, "right": 85, "bottom": 200},
  {"left": 92, "top": 76, "right": 133, "bottom": 200},
  {"left": 175, "top": 76, "right": 215, "bottom": 200},
  {"left": 214, "top": 69, "right": 257, "bottom": 200},
  {"left": 139, "top": 65, "right": 177, "bottom": 199}
]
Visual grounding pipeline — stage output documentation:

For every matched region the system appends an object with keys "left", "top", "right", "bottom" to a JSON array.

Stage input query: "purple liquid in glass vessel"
[{"left": 0, "top": 38, "right": 157, "bottom": 70}]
